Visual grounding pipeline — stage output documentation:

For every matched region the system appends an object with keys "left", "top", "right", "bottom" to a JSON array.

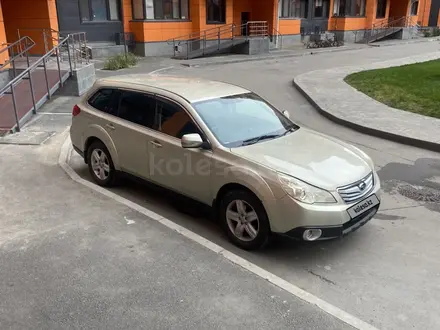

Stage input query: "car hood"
[{"left": 230, "top": 128, "right": 373, "bottom": 190}]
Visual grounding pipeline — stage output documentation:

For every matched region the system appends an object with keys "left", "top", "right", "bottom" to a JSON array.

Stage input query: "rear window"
[{"left": 88, "top": 89, "right": 120, "bottom": 115}]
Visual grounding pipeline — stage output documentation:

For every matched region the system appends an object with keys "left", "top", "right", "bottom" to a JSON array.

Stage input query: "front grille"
[{"left": 338, "top": 172, "right": 374, "bottom": 203}]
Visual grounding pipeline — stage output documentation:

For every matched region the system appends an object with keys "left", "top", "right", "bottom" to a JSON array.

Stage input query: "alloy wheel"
[
  {"left": 91, "top": 149, "right": 110, "bottom": 181},
  {"left": 226, "top": 200, "right": 260, "bottom": 242}
]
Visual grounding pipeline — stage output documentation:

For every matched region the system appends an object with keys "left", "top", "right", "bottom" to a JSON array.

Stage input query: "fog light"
[{"left": 303, "top": 229, "right": 322, "bottom": 241}]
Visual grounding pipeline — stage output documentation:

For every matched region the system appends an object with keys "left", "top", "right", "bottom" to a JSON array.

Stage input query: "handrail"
[
  {"left": 0, "top": 35, "right": 73, "bottom": 132},
  {"left": 0, "top": 36, "right": 36, "bottom": 76},
  {"left": 367, "top": 16, "right": 412, "bottom": 43},
  {"left": 167, "top": 24, "right": 235, "bottom": 44},
  {"left": 270, "top": 27, "right": 283, "bottom": 49},
  {"left": 170, "top": 21, "right": 269, "bottom": 59}
]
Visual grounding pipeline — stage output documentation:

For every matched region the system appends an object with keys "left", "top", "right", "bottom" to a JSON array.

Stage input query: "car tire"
[
  {"left": 219, "top": 190, "right": 270, "bottom": 250},
  {"left": 87, "top": 140, "right": 117, "bottom": 187}
]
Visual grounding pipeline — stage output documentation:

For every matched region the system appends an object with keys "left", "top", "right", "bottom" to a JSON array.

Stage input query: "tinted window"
[
  {"left": 192, "top": 93, "right": 297, "bottom": 148},
  {"left": 88, "top": 89, "right": 120, "bottom": 115},
  {"left": 118, "top": 91, "right": 156, "bottom": 128},
  {"left": 156, "top": 99, "right": 200, "bottom": 139}
]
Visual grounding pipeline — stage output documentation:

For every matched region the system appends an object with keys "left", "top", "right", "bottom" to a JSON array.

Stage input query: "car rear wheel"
[
  {"left": 87, "top": 141, "right": 117, "bottom": 187},
  {"left": 220, "top": 190, "right": 270, "bottom": 250}
]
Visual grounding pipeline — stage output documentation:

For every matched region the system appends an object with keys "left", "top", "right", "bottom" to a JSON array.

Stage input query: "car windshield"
[{"left": 192, "top": 93, "right": 299, "bottom": 148}]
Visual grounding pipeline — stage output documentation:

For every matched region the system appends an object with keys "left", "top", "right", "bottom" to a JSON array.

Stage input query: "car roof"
[{"left": 97, "top": 75, "right": 250, "bottom": 103}]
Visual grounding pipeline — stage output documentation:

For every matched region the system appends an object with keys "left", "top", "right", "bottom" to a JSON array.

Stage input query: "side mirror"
[
  {"left": 181, "top": 133, "right": 204, "bottom": 149},
  {"left": 283, "top": 110, "right": 291, "bottom": 119}
]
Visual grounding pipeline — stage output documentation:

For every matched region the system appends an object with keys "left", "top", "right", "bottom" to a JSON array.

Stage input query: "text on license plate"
[{"left": 347, "top": 194, "right": 379, "bottom": 219}]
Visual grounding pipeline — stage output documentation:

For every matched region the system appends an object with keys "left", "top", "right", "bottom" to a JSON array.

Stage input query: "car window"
[
  {"left": 156, "top": 99, "right": 200, "bottom": 139},
  {"left": 88, "top": 89, "right": 120, "bottom": 115},
  {"left": 192, "top": 92, "right": 297, "bottom": 148},
  {"left": 118, "top": 91, "right": 156, "bottom": 129}
]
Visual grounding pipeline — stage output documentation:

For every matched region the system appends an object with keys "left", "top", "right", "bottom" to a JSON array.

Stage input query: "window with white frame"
[
  {"left": 410, "top": 0, "right": 419, "bottom": 15},
  {"left": 279, "top": 0, "right": 309, "bottom": 18},
  {"left": 132, "top": 0, "right": 189, "bottom": 19},
  {"left": 333, "top": 0, "right": 365, "bottom": 16}
]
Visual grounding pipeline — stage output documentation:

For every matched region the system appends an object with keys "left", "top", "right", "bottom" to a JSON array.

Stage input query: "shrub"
[
  {"left": 103, "top": 53, "right": 138, "bottom": 70},
  {"left": 432, "top": 28, "right": 440, "bottom": 37}
]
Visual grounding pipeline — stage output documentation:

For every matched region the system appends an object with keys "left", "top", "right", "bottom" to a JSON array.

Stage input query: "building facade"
[{"left": 0, "top": 0, "right": 439, "bottom": 59}]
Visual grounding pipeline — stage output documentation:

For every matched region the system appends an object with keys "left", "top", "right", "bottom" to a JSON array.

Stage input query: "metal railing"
[
  {"left": 167, "top": 21, "right": 269, "bottom": 59},
  {"left": 17, "top": 28, "right": 89, "bottom": 67},
  {"left": 0, "top": 35, "right": 73, "bottom": 132},
  {"left": 366, "top": 16, "right": 415, "bottom": 43},
  {"left": 270, "top": 27, "right": 283, "bottom": 49},
  {"left": 65, "top": 32, "right": 90, "bottom": 68},
  {"left": 243, "top": 21, "right": 269, "bottom": 37},
  {"left": 0, "top": 36, "right": 35, "bottom": 76}
]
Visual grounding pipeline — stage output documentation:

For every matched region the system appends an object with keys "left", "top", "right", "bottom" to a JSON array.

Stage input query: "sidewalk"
[
  {"left": 0, "top": 107, "right": 355, "bottom": 329},
  {"left": 293, "top": 51, "right": 440, "bottom": 151}
]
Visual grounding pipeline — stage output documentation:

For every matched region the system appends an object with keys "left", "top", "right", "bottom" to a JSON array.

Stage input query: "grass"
[
  {"left": 344, "top": 59, "right": 440, "bottom": 119},
  {"left": 103, "top": 53, "right": 138, "bottom": 70}
]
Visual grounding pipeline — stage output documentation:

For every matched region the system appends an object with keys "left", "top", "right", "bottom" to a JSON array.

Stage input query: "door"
[
  {"left": 109, "top": 90, "right": 157, "bottom": 179},
  {"left": 147, "top": 97, "right": 213, "bottom": 204},
  {"left": 300, "top": 0, "right": 330, "bottom": 35},
  {"left": 56, "top": 0, "right": 123, "bottom": 42},
  {"left": 241, "top": 12, "right": 250, "bottom": 36}
]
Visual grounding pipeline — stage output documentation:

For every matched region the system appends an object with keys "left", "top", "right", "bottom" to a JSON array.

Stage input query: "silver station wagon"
[{"left": 70, "top": 75, "right": 381, "bottom": 250}]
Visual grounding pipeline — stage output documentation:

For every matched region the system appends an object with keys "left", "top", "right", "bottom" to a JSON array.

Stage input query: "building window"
[
  {"left": 376, "top": 0, "right": 387, "bottom": 18},
  {"left": 207, "top": 0, "right": 226, "bottom": 23},
  {"left": 410, "top": 0, "right": 418, "bottom": 15},
  {"left": 132, "top": 0, "right": 189, "bottom": 19},
  {"left": 314, "top": 0, "right": 330, "bottom": 18},
  {"left": 79, "top": 0, "right": 121, "bottom": 21},
  {"left": 333, "top": 0, "right": 365, "bottom": 16},
  {"left": 279, "top": 0, "right": 308, "bottom": 18}
]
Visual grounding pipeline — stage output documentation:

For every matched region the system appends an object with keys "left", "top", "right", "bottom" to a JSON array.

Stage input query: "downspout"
[
  {"left": 276, "top": 0, "right": 280, "bottom": 48},
  {"left": 120, "top": 0, "right": 128, "bottom": 55}
]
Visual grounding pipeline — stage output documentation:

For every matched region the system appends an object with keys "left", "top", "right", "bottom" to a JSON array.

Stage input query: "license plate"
[{"left": 347, "top": 194, "right": 379, "bottom": 219}]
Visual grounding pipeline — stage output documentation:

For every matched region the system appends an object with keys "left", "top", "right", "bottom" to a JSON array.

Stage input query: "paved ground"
[
  {"left": 2, "top": 42, "right": 440, "bottom": 330},
  {"left": 0, "top": 97, "right": 354, "bottom": 330},
  {"left": 77, "top": 42, "right": 440, "bottom": 330},
  {"left": 294, "top": 51, "right": 440, "bottom": 149}
]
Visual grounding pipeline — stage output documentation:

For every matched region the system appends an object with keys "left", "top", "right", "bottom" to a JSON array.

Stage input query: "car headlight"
[{"left": 277, "top": 173, "right": 336, "bottom": 204}]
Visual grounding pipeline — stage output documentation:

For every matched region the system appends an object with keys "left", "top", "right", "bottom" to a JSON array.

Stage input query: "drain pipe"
[{"left": 276, "top": 0, "right": 280, "bottom": 48}]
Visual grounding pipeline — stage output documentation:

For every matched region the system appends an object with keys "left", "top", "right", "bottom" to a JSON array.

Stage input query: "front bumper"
[{"left": 283, "top": 205, "right": 379, "bottom": 240}]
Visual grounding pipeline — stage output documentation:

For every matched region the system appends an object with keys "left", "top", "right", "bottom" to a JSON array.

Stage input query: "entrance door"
[
  {"left": 241, "top": 12, "right": 250, "bottom": 36},
  {"left": 56, "top": 0, "right": 123, "bottom": 42},
  {"left": 300, "top": 0, "right": 330, "bottom": 36}
]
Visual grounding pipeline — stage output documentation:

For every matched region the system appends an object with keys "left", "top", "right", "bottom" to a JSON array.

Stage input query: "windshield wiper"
[
  {"left": 242, "top": 133, "right": 281, "bottom": 146},
  {"left": 281, "top": 126, "right": 297, "bottom": 137}
]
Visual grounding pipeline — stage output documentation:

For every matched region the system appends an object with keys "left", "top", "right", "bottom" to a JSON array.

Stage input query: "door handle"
[
  {"left": 105, "top": 123, "right": 115, "bottom": 130},
  {"left": 150, "top": 140, "right": 162, "bottom": 148}
]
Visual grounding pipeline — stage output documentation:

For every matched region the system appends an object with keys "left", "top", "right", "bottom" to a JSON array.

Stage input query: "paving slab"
[{"left": 293, "top": 51, "right": 440, "bottom": 152}]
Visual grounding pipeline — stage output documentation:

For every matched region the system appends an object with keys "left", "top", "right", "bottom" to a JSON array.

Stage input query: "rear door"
[{"left": 110, "top": 90, "right": 157, "bottom": 179}]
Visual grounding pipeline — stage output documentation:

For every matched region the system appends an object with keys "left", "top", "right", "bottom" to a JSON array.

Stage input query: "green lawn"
[{"left": 344, "top": 60, "right": 440, "bottom": 119}]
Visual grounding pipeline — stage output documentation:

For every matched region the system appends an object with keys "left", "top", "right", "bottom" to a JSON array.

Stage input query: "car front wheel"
[
  {"left": 87, "top": 141, "right": 116, "bottom": 187},
  {"left": 220, "top": 190, "right": 270, "bottom": 250}
]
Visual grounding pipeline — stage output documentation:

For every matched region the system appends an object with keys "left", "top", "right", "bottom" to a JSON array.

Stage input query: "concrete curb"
[
  {"left": 368, "top": 36, "right": 440, "bottom": 48},
  {"left": 292, "top": 80, "right": 440, "bottom": 152},
  {"left": 292, "top": 53, "right": 440, "bottom": 152},
  {"left": 180, "top": 45, "right": 366, "bottom": 67}
]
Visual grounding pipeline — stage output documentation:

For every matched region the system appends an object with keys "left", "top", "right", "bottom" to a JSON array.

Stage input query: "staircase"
[
  {"left": 358, "top": 16, "right": 417, "bottom": 44},
  {"left": 167, "top": 21, "right": 269, "bottom": 60}
]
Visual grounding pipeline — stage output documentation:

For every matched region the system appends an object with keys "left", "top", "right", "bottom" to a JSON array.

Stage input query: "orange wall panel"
[
  {"left": 0, "top": 1, "right": 8, "bottom": 65},
  {"left": 279, "top": 19, "right": 300, "bottom": 34},
  {"left": 417, "top": 0, "right": 431, "bottom": 26},
  {"left": 2, "top": 0, "right": 58, "bottom": 54}
]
